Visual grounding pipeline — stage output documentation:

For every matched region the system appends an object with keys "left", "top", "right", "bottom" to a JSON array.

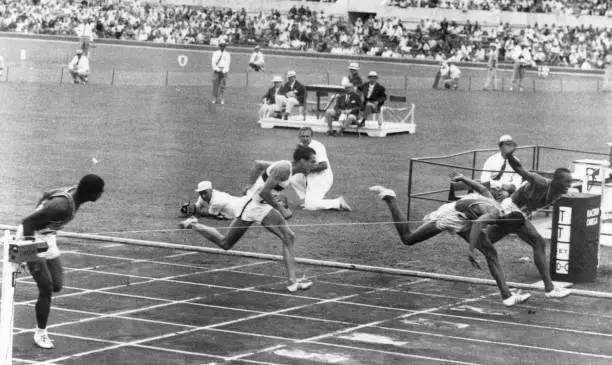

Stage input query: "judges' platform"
[{"left": 258, "top": 84, "right": 416, "bottom": 138}]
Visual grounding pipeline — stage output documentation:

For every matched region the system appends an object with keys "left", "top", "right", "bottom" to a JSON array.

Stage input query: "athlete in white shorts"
[
  {"left": 370, "top": 173, "right": 531, "bottom": 307},
  {"left": 180, "top": 146, "right": 317, "bottom": 292}
]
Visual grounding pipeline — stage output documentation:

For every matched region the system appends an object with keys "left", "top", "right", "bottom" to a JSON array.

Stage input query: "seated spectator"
[
  {"left": 432, "top": 60, "right": 449, "bottom": 89},
  {"left": 348, "top": 62, "right": 363, "bottom": 88},
  {"left": 480, "top": 135, "right": 523, "bottom": 200},
  {"left": 324, "top": 77, "right": 362, "bottom": 136},
  {"left": 248, "top": 45, "right": 265, "bottom": 72},
  {"left": 68, "top": 49, "right": 89, "bottom": 85},
  {"left": 358, "top": 71, "right": 387, "bottom": 127},
  {"left": 442, "top": 62, "right": 461, "bottom": 90},
  {"left": 280, "top": 70, "right": 305, "bottom": 120},
  {"left": 260, "top": 75, "right": 286, "bottom": 119}
]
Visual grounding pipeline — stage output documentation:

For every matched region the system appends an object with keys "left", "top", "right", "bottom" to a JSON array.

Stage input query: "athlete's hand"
[
  {"left": 449, "top": 172, "right": 465, "bottom": 182},
  {"left": 281, "top": 207, "right": 293, "bottom": 220},
  {"left": 468, "top": 253, "right": 482, "bottom": 270}
]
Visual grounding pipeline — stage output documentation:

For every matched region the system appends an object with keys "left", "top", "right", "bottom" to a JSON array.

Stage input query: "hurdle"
[{"left": 0, "top": 231, "right": 48, "bottom": 365}]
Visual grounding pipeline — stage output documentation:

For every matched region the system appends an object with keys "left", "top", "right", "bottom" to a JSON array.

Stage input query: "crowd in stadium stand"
[
  {"left": 387, "top": 0, "right": 612, "bottom": 17},
  {"left": 0, "top": 0, "right": 610, "bottom": 68}
]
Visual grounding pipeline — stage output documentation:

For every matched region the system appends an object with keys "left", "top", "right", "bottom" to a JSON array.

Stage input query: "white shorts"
[
  {"left": 500, "top": 197, "right": 525, "bottom": 216},
  {"left": 16, "top": 225, "right": 60, "bottom": 260},
  {"left": 239, "top": 199, "right": 273, "bottom": 224},
  {"left": 424, "top": 202, "right": 469, "bottom": 233}
]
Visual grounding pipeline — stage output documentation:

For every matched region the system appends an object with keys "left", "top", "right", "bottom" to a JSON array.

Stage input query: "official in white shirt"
[
  {"left": 75, "top": 18, "right": 95, "bottom": 56},
  {"left": 248, "top": 45, "right": 265, "bottom": 72},
  {"left": 480, "top": 134, "right": 523, "bottom": 200},
  {"left": 510, "top": 42, "right": 532, "bottom": 91},
  {"left": 483, "top": 44, "right": 498, "bottom": 91},
  {"left": 211, "top": 40, "right": 231, "bottom": 104},
  {"left": 289, "top": 127, "right": 351, "bottom": 211},
  {"left": 68, "top": 49, "right": 90, "bottom": 84},
  {"left": 442, "top": 63, "right": 461, "bottom": 90}
]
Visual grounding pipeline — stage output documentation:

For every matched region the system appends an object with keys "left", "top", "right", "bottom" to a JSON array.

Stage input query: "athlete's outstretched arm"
[
  {"left": 501, "top": 145, "right": 547, "bottom": 186},
  {"left": 248, "top": 160, "right": 272, "bottom": 186},
  {"left": 450, "top": 172, "right": 493, "bottom": 199}
]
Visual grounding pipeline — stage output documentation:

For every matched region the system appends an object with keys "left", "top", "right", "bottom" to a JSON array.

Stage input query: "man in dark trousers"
[
  {"left": 17, "top": 174, "right": 105, "bottom": 349},
  {"left": 281, "top": 70, "right": 306, "bottom": 120},
  {"left": 358, "top": 71, "right": 387, "bottom": 127},
  {"left": 348, "top": 62, "right": 363, "bottom": 88},
  {"left": 260, "top": 75, "right": 287, "bottom": 118},
  {"left": 324, "top": 77, "right": 362, "bottom": 136}
]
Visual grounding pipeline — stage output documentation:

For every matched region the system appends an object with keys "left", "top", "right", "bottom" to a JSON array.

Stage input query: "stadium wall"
[{"left": 0, "top": 32, "right": 603, "bottom": 76}]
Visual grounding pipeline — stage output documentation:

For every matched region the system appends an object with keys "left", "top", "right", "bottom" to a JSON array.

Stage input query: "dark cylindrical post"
[
  {"left": 110, "top": 68, "right": 115, "bottom": 86},
  {"left": 246, "top": 70, "right": 249, "bottom": 87},
  {"left": 468, "top": 76, "right": 472, "bottom": 91},
  {"left": 59, "top": 67, "right": 64, "bottom": 85},
  {"left": 471, "top": 151, "right": 477, "bottom": 180},
  {"left": 501, "top": 78, "right": 505, "bottom": 91},
  {"left": 533, "top": 79, "right": 536, "bottom": 92},
  {"left": 326, "top": 71, "right": 330, "bottom": 85},
  {"left": 165, "top": 69, "right": 169, "bottom": 87},
  {"left": 407, "top": 159, "right": 414, "bottom": 223}
]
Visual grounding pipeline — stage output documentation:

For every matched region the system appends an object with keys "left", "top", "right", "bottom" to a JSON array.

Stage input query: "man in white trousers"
[
  {"left": 289, "top": 127, "right": 352, "bottom": 211},
  {"left": 211, "top": 40, "right": 230, "bottom": 104},
  {"left": 248, "top": 45, "right": 265, "bottom": 72}
]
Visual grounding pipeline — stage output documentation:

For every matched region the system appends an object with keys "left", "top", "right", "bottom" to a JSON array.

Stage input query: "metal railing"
[
  {"left": 0, "top": 64, "right": 606, "bottom": 92},
  {"left": 406, "top": 145, "right": 610, "bottom": 221}
]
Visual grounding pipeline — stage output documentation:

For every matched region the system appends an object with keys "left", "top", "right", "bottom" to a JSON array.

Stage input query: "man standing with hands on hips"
[{"left": 211, "top": 40, "right": 230, "bottom": 104}]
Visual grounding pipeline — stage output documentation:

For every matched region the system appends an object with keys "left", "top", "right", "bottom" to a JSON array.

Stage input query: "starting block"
[{"left": 0, "top": 231, "right": 48, "bottom": 364}]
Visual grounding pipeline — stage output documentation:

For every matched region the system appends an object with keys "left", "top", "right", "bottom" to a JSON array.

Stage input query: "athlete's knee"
[
  {"left": 36, "top": 279, "right": 54, "bottom": 297},
  {"left": 281, "top": 229, "right": 295, "bottom": 245},
  {"left": 400, "top": 234, "right": 418, "bottom": 246}
]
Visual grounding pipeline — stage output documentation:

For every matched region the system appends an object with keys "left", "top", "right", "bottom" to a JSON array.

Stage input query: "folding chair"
[{"left": 379, "top": 94, "right": 415, "bottom": 127}]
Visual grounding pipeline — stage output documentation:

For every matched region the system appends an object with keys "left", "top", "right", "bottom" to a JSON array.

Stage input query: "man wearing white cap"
[
  {"left": 68, "top": 49, "right": 90, "bottom": 84},
  {"left": 348, "top": 62, "right": 363, "bottom": 87},
  {"left": 248, "top": 45, "right": 265, "bottom": 72},
  {"left": 483, "top": 43, "right": 499, "bottom": 91},
  {"left": 510, "top": 41, "right": 531, "bottom": 91},
  {"left": 481, "top": 135, "right": 523, "bottom": 200},
  {"left": 184, "top": 181, "right": 251, "bottom": 220},
  {"left": 281, "top": 70, "right": 305, "bottom": 120},
  {"left": 211, "top": 40, "right": 231, "bottom": 104},
  {"left": 179, "top": 145, "right": 317, "bottom": 293},
  {"left": 260, "top": 75, "right": 286, "bottom": 119},
  {"left": 358, "top": 71, "right": 387, "bottom": 126},
  {"left": 324, "top": 77, "right": 361, "bottom": 136},
  {"left": 442, "top": 62, "right": 461, "bottom": 90}
]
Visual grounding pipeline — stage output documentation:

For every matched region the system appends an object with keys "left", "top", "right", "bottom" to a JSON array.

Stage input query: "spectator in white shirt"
[
  {"left": 211, "top": 40, "right": 231, "bottom": 104},
  {"left": 248, "top": 45, "right": 265, "bottom": 72},
  {"left": 443, "top": 63, "right": 461, "bottom": 90},
  {"left": 480, "top": 135, "right": 522, "bottom": 200},
  {"left": 483, "top": 44, "right": 499, "bottom": 91},
  {"left": 510, "top": 41, "right": 532, "bottom": 91},
  {"left": 68, "top": 49, "right": 90, "bottom": 84},
  {"left": 75, "top": 18, "right": 95, "bottom": 56}
]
